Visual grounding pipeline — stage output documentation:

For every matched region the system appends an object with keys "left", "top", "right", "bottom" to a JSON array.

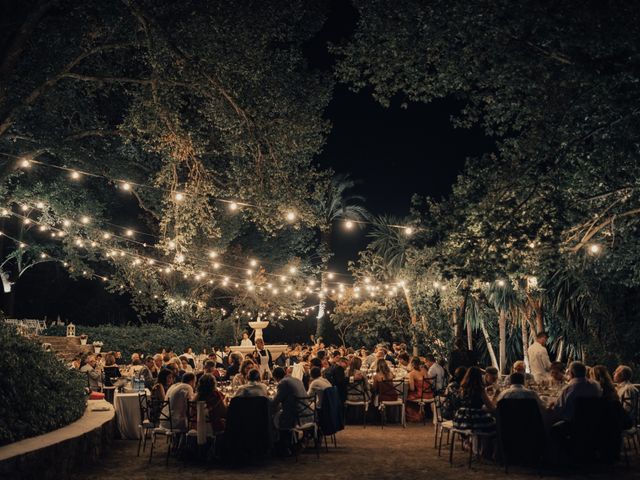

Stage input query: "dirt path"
[{"left": 72, "top": 424, "right": 638, "bottom": 480}]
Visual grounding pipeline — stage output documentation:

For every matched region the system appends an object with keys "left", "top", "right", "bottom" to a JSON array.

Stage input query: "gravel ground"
[{"left": 71, "top": 423, "right": 639, "bottom": 480}]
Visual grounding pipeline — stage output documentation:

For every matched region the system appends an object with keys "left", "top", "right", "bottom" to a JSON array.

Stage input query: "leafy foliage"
[
  {"left": 0, "top": 323, "right": 86, "bottom": 446},
  {"left": 44, "top": 321, "right": 235, "bottom": 358}
]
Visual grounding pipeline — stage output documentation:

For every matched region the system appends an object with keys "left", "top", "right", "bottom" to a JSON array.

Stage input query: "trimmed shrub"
[
  {"left": 44, "top": 323, "right": 231, "bottom": 358},
  {"left": 0, "top": 323, "right": 86, "bottom": 446}
]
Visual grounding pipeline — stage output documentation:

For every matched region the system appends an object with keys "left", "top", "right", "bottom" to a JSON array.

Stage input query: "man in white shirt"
[
  {"left": 425, "top": 354, "right": 445, "bottom": 392},
  {"left": 307, "top": 366, "right": 332, "bottom": 408},
  {"left": 161, "top": 372, "right": 196, "bottom": 431},
  {"left": 235, "top": 369, "right": 269, "bottom": 398},
  {"left": 527, "top": 331, "right": 552, "bottom": 381}
]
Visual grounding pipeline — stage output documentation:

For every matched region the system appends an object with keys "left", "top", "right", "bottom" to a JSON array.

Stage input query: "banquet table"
[{"left": 114, "top": 389, "right": 148, "bottom": 439}]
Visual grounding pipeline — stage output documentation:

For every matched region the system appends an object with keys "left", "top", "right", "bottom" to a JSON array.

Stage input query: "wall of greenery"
[{"left": 0, "top": 324, "right": 87, "bottom": 446}]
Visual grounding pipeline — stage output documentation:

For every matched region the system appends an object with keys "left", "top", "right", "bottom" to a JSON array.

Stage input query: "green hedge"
[
  {"left": 44, "top": 323, "right": 233, "bottom": 359},
  {"left": 0, "top": 323, "right": 87, "bottom": 446}
]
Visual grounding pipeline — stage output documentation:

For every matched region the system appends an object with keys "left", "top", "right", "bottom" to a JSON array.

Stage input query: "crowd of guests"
[{"left": 73, "top": 331, "right": 638, "bottom": 460}]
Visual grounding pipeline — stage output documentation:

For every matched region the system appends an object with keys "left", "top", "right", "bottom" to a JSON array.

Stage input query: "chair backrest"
[
  {"left": 347, "top": 379, "right": 367, "bottom": 401},
  {"left": 186, "top": 400, "right": 198, "bottom": 429},
  {"left": 294, "top": 395, "right": 316, "bottom": 425},
  {"left": 572, "top": 397, "right": 622, "bottom": 463},
  {"left": 433, "top": 395, "right": 446, "bottom": 423},
  {"left": 496, "top": 398, "right": 546, "bottom": 465},
  {"left": 137, "top": 392, "right": 150, "bottom": 423},
  {"left": 149, "top": 398, "right": 171, "bottom": 428},
  {"left": 223, "top": 396, "right": 271, "bottom": 462},
  {"left": 380, "top": 379, "right": 406, "bottom": 401},
  {"left": 319, "top": 386, "right": 345, "bottom": 435}
]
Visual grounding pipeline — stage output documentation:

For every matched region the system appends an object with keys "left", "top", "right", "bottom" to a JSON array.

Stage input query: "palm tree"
[
  {"left": 313, "top": 174, "right": 368, "bottom": 338},
  {"left": 367, "top": 215, "right": 418, "bottom": 352},
  {"left": 487, "top": 280, "right": 520, "bottom": 374}
]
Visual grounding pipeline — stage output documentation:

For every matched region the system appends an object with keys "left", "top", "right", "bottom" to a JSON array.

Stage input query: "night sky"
[{"left": 7, "top": 0, "right": 494, "bottom": 328}]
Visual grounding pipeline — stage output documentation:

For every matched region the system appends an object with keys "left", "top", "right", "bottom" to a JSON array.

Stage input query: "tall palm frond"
[{"left": 367, "top": 215, "right": 411, "bottom": 275}]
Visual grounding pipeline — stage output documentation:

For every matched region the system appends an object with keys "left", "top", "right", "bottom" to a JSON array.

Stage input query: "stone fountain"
[{"left": 230, "top": 319, "right": 288, "bottom": 360}]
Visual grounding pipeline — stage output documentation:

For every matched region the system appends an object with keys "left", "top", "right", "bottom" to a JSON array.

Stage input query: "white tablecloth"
[{"left": 114, "top": 390, "right": 148, "bottom": 439}]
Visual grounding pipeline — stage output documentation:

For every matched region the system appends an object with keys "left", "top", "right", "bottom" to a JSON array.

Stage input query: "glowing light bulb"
[
  {"left": 70, "top": 170, "right": 80, "bottom": 180},
  {"left": 125, "top": 229, "right": 134, "bottom": 237},
  {"left": 80, "top": 216, "right": 90, "bottom": 224},
  {"left": 212, "top": 262, "right": 220, "bottom": 269},
  {"left": 208, "top": 251, "right": 218, "bottom": 258},
  {"left": 345, "top": 220, "right": 354, "bottom": 229},
  {"left": 327, "top": 272, "right": 335, "bottom": 280},
  {"left": 23, "top": 218, "right": 31, "bottom": 224},
  {"left": 229, "top": 202, "right": 238, "bottom": 211},
  {"left": 175, "top": 192, "right": 184, "bottom": 201},
  {"left": 62, "top": 219, "right": 71, "bottom": 227},
  {"left": 39, "top": 225, "right": 47, "bottom": 231},
  {"left": 20, "top": 205, "right": 28, "bottom": 212},
  {"left": 589, "top": 244, "right": 601, "bottom": 254},
  {"left": 249, "top": 259, "right": 258, "bottom": 267},
  {"left": 36, "top": 202, "right": 44, "bottom": 209},
  {"left": 20, "top": 158, "right": 31, "bottom": 168},
  {"left": 0, "top": 209, "right": 8, "bottom": 216},
  {"left": 102, "top": 233, "right": 111, "bottom": 240},
  {"left": 497, "top": 279, "right": 506, "bottom": 287},
  {"left": 121, "top": 182, "right": 131, "bottom": 191},
  {"left": 404, "top": 227, "right": 414, "bottom": 236},
  {"left": 285, "top": 211, "right": 296, "bottom": 222},
  {"left": 175, "top": 254, "right": 185, "bottom": 263},
  {"left": 289, "top": 266, "right": 297, "bottom": 274}
]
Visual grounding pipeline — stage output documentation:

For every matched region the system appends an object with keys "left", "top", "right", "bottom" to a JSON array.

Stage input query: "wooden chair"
[
  {"left": 345, "top": 379, "right": 370, "bottom": 427},
  {"left": 378, "top": 379, "right": 406, "bottom": 428}
]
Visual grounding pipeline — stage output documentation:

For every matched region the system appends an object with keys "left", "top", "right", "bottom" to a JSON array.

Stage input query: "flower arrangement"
[
  {"left": 92, "top": 340, "right": 104, "bottom": 353},
  {"left": 80, "top": 334, "right": 88, "bottom": 345}
]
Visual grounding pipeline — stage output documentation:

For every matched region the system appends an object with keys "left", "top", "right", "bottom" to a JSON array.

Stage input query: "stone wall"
[{"left": 0, "top": 401, "right": 115, "bottom": 480}]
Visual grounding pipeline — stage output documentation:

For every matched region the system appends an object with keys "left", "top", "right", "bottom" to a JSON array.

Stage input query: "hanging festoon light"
[
  {"left": 70, "top": 170, "right": 81, "bottom": 180},
  {"left": 174, "top": 192, "right": 185, "bottom": 202},
  {"left": 496, "top": 279, "right": 506, "bottom": 287},
  {"left": 588, "top": 243, "right": 602, "bottom": 255},
  {"left": 228, "top": 201, "right": 239, "bottom": 212},
  {"left": 404, "top": 226, "right": 414, "bottom": 236},
  {"left": 345, "top": 220, "right": 354, "bottom": 230},
  {"left": 285, "top": 211, "right": 296, "bottom": 223},
  {"left": 120, "top": 181, "right": 131, "bottom": 191},
  {"left": 19, "top": 158, "right": 31, "bottom": 168}
]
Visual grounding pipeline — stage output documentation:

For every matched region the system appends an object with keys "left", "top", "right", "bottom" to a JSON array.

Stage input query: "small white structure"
[
  {"left": 66, "top": 323, "right": 76, "bottom": 337},
  {"left": 231, "top": 320, "right": 287, "bottom": 359}
]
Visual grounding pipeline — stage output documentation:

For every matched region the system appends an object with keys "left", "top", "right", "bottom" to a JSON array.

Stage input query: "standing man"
[
  {"left": 528, "top": 331, "right": 552, "bottom": 382},
  {"left": 425, "top": 355, "right": 446, "bottom": 392}
]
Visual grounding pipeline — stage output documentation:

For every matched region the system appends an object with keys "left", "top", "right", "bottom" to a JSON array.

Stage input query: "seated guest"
[
  {"left": 130, "top": 353, "right": 143, "bottom": 375},
  {"left": 114, "top": 351, "right": 126, "bottom": 365},
  {"left": 484, "top": 366, "right": 501, "bottom": 397},
  {"left": 347, "top": 356, "right": 367, "bottom": 382},
  {"left": 162, "top": 372, "right": 196, "bottom": 431},
  {"left": 372, "top": 358, "right": 397, "bottom": 402},
  {"left": 425, "top": 355, "right": 446, "bottom": 393},
  {"left": 80, "top": 355, "right": 102, "bottom": 391},
  {"left": 202, "top": 359, "right": 220, "bottom": 379},
  {"left": 614, "top": 365, "right": 639, "bottom": 418},
  {"left": 592, "top": 365, "right": 619, "bottom": 403},
  {"left": 138, "top": 356, "right": 156, "bottom": 389},
  {"left": 235, "top": 369, "right": 270, "bottom": 398},
  {"left": 512, "top": 360, "right": 534, "bottom": 384},
  {"left": 179, "top": 355, "right": 193, "bottom": 373},
  {"left": 406, "top": 357, "right": 434, "bottom": 422},
  {"left": 102, "top": 353, "right": 121, "bottom": 387},
  {"left": 495, "top": 372, "right": 545, "bottom": 415},
  {"left": 324, "top": 356, "right": 349, "bottom": 403},
  {"left": 395, "top": 352, "right": 411, "bottom": 377},
  {"left": 307, "top": 366, "right": 332, "bottom": 408},
  {"left": 194, "top": 373, "right": 227, "bottom": 432},
  {"left": 442, "top": 366, "right": 467, "bottom": 420},
  {"left": 151, "top": 368, "right": 174, "bottom": 402},
  {"left": 453, "top": 366, "right": 495, "bottom": 432},
  {"left": 152, "top": 354, "right": 163, "bottom": 375},
  {"left": 551, "top": 361, "right": 601, "bottom": 422},
  {"left": 232, "top": 359, "right": 257, "bottom": 388},
  {"left": 225, "top": 352, "right": 242, "bottom": 380},
  {"left": 549, "top": 362, "right": 566, "bottom": 385},
  {"left": 272, "top": 367, "right": 310, "bottom": 431}
]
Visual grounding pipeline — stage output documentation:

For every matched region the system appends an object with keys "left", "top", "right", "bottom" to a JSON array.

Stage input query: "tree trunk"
[
  {"left": 479, "top": 317, "right": 498, "bottom": 369},
  {"left": 499, "top": 309, "right": 507, "bottom": 374},
  {"left": 402, "top": 286, "right": 419, "bottom": 356},
  {"left": 454, "top": 288, "right": 469, "bottom": 347},
  {"left": 466, "top": 316, "right": 473, "bottom": 351},
  {"left": 315, "top": 228, "right": 332, "bottom": 339},
  {"left": 521, "top": 313, "right": 530, "bottom": 372}
]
